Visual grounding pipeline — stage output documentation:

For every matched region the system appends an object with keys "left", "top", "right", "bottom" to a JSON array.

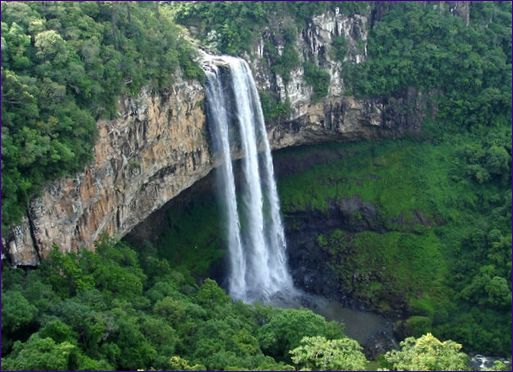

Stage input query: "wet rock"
[
  {"left": 364, "top": 330, "right": 399, "bottom": 360},
  {"left": 469, "top": 355, "right": 511, "bottom": 371}
]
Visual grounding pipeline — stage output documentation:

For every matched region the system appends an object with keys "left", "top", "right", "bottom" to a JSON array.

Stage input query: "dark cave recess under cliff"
[{"left": 124, "top": 139, "right": 416, "bottom": 315}]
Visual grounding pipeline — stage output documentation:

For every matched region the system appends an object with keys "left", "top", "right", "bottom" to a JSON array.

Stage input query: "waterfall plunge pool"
[{"left": 263, "top": 289, "right": 396, "bottom": 355}]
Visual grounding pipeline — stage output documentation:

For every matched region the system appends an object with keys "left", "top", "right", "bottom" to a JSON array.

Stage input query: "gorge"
[
  {"left": 2, "top": 2, "right": 511, "bottom": 371},
  {"left": 3, "top": 3, "right": 424, "bottom": 267}
]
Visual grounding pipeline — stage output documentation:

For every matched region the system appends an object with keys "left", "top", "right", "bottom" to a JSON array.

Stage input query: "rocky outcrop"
[
  {"left": 445, "top": 1, "right": 470, "bottom": 25},
  {"left": 247, "top": 8, "right": 424, "bottom": 148},
  {"left": 4, "top": 78, "right": 211, "bottom": 265},
  {"left": 285, "top": 198, "right": 387, "bottom": 300},
  {"left": 4, "top": 7, "right": 425, "bottom": 266}
]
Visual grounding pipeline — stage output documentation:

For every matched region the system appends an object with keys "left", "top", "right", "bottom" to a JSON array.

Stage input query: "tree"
[
  {"left": 38, "top": 319, "right": 77, "bottom": 344},
  {"left": 2, "top": 334, "right": 79, "bottom": 370},
  {"left": 257, "top": 308, "right": 343, "bottom": 361},
  {"left": 169, "top": 355, "right": 206, "bottom": 370},
  {"left": 34, "top": 30, "right": 68, "bottom": 63},
  {"left": 460, "top": 265, "right": 511, "bottom": 308},
  {"left": 40, "top": 247, "right": 95, "bottom": 297},
  {"left": 140, "top": 316, "right": 178, "bottom": 369},
  {"left": 2, "top": 291, "right": 38, "bottom": 336},
  {"left": 195, "top": 278, "right": 230, "bottom": 309},
  {"left": 384, "top": 333, "right": 469, "bottom": 371},
  {"left": 4, "top": 22, "right": 32, "bottom": 69},
  {"left": 290, "top": 336, "right": 368, "bottom": 370},
  {"left": 485, "top": 145, "right": 510, "bottom": 179}
]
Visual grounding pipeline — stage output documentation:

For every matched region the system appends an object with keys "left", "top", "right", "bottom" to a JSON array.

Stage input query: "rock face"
[
  {"left": 5, "top": 78, "right": 211, "bottom": 265},
  {"left": 5, "top": 8, "right": 424, "bottom": 266},
  {"left": 247, "top": 8, "right": 424, "bottom": 148}
]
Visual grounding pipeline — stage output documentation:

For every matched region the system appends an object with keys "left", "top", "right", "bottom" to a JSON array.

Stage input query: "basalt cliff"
[{"left": 4, "top": 8, "right": 426, "bottom": 266}]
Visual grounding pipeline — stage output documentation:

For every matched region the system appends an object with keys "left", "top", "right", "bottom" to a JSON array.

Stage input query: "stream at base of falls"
[
  {"left": 266, "top": 289, "right": 397, "bottom": 356},
  {"left": 307, "top": 295, "right": 393, "bottom": 344},
  {"left": 269, "top": 291, "right": 511, "bottom": 369}
]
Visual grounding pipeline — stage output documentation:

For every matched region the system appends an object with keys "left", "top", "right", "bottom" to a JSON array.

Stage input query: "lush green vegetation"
[
  {"left": 264, "top": 25, "right": 301, "bottom": 84},
  {"left": 3, "top": 238, "right": 498, "bottom": 371},
  {"left": 353, "top": 2, "right": 511, "bottom": 131},
  {"left": 2, "top": 238, "right": 344, "bottom": 370},
  {"left": 303, "top": 62, "right": 331, "bottom": 101},
  {"left": 290, "top": 335, "right": 368, "bottom": 370},
  {"left": 316, "top": 228, "right": 447, "bottom": 315},
  {"left": 338, "top": 2, "right": 511, "bottom": 356},
  {"left": 384, "top": 333, "right": 468, "bottom": 371},
  {"left": 172, "top": 2, "right": 368, "bottom": 56},
  {"left": 277, "top": 132, "right": 511, "bottom": 356},
  {"left": 2, "top": 2, "right": 203, "bottom": 229},
  {"left": 331, "top": 35, "right": 348, "bottom": 62},
  {"left": 259, "top": 90, "right": 292, "bottom": 123}
]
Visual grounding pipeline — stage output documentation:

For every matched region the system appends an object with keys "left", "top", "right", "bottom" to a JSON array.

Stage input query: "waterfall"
[{"left": 204, "top": 55, "right": 294, "bottom": 302}]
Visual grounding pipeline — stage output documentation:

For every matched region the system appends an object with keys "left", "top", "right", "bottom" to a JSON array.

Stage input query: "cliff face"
[
  {"left": 5, "top": 8, "right": 424, "bottom": 266},
  {"left": 5, "top": 79, "right": 211, "bottom": 265},
  {"left": 247, "top": 9, "right": 423, "bottom": 148}
]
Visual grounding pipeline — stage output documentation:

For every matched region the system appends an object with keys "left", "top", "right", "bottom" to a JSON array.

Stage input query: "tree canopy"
[
  {"left": 384, "top": 333, "right": 469, "bottom": 371},
  {"left": 2, "top": 2, "right": 203, "bottom": 229},
  {"left": 290, "top": 336, "right": 368, "bottom": 370},
  {"left": 1, "top": 239, "right": 344, "bottom": 370}
]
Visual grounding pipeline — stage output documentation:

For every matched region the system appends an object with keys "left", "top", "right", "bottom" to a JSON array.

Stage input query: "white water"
[
  {"left": 204, "top": 56, "right": 294, "bottom": 302},
  {"left": 204, "top": 63, "right": 246, "bottom": 298}
]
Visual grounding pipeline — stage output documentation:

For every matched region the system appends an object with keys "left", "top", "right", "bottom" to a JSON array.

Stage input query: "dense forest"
[
  {"left": 1, "top": 2, "right": 202, "bottom": 229},
  {"left": 2, "top": 1, "right": 511, "bottom": 371},
  {"left": 2, "top": 239, "right": 481, "bottom": 370}
]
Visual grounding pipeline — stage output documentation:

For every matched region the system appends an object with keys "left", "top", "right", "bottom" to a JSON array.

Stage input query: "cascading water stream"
[
  {"left": 204, "top": 55, "right": 294, "bottom": 302},
  {"left": 204, "top": 63, "right": 247, "bottom": 299}
]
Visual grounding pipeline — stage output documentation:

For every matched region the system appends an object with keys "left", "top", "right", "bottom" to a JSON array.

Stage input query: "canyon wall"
[{"left": 4, "top": 8, "right": 424, "bottom": 266}]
